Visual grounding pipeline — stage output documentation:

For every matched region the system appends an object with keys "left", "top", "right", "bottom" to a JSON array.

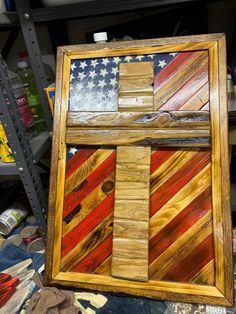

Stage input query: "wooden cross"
[{"left": 66, "top": 61, "right": 210, "bottom": 282}]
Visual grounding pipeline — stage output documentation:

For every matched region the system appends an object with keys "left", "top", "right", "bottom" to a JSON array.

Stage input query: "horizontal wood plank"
[
  {"left": 66, "top": 128, "right": 210, "bottom": 146},
  {"left": 112, "top": 257, "right": 148, "bottom": 282},
  {"left": 67, "top": 111, "right": 210, "bottom": 129},
  {"left": 113, "top": 219, "right": 149, "bottom": 240},
  {"left": 114, "top": 199, "right": 149, "bottom": 221},
  {"left": 113, "top": 238, "right": 148, "bottom": 259}
]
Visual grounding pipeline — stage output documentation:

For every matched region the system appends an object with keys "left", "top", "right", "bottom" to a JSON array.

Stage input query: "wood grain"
[
  {"left": 46, "top": 34, "right": 233, "bottom": 306},
  {"left": 112, "top": 146, "right": 150, "bottom": 281},
  {"left": 118, "top": 61, "right": 154, "bottom": 111},
  {"left": 67, "top": 111, "right": 210, "bottom": 128},
  {"left": 154, "top": 51, "right": 208, "bottom": 109},
  {"left": 66, "top": 128, "right": 210, "bottom": 146},
  {"left": 112, "top": 257, "right": 148, "bottom": 282}
]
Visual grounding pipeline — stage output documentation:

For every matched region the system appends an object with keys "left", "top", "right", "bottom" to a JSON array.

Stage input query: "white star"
[
  {"left": 136, "top": 55, "right": 144, "bottom": 61},
  {"left": 98, "top": 80, "right": 106, "bottom": 88},
  {"left": 109, "top": 78, "right": 117, "bottom": 87},
  {"left": 80, "top": 61, "right": 87, "bottom": 69},
  {"left": 102, "top": 58, "right": 110, "bottom": 66},
  {"left": 97, "top": 91, "right": 104, "bottom": 99},
  {"left": 111, "top": 67, "right": 119, "bottom": 76},
  {"left": 70, "top": 73, "right": 75, "bottom": 81},
  {"left": 158, "top": 60, "right": 167, "bottom": 68},
  {"left": 69, "top": 147, "right": 78, "bottom": 155},
  {"left": 125, "top": 56, "right": 133, "bottom": 62},
  {"left": 89, "top": 70, "right": 96, "bottom": 79},
  {"left": 113, "top": 57, "right": 121, "bottom": 64},
  {"left": 169, "top": 52, "right": 178, "bottom": 57},
  {"left": 71, "top": 63, "right": 77, "bottom": 71},
  {"left": 100, "top": 68, "right": 108, "bottom": 77},
  {"left": 148, "top": 54, "right": 155, "bottom": 59},
  {"left": 78, "top": 72, "right": 86, "bottom": 80},
  {"left": 87, "top": 81, "right": 95, "bottom": 89},
  {"left": 108, "top": 90, "right": 116, "bottom": 98},
  {"left": 91, "top": 59, "right": 98, "bottom": 67}
]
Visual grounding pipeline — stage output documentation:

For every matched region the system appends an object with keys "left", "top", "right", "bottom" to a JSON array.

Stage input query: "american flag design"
[
  {"left": 63, "top": 50, "right": 213, "bottom": 284},
  {"left": 69, "top": 53, "right": 177, "bottom": 111}
]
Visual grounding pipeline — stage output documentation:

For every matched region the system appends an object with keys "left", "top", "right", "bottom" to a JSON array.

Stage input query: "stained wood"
[
  {"left": 66, "top": 128, "right": 210, "bottom": 146},
  {"left": 67, "top": 111, "right": 210, "bottom": 128},
  {"left": 45, "top": 33, "right": 233, "bottom": 306},
  {"left": 118, "top": 62, "right": 154, "bottom": 111},
  {"left": 112, "top": 146, "right": 150, "bottom": 282},
  {"left": 112, "top": 257, "right": 148, "bottom": 282},
  {"left": 154, "top": 51, "right": 208, "bottom": 109}
]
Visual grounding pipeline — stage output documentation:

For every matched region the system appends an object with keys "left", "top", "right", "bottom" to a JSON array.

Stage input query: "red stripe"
[
  {"left": 151, "top": 149, "right": 177, "bottom": 174},
  {"left": 66, "top": 148, "right": 96, "bottom": 179},
  {"left": 150, "top": 149, "right": 210, "bottom": 217},
  {"left": 62, "top": 192, "right": 114, "bottom": 258},
  {"left": 162, "top": 234, "right": 214, "bottom": 282},
  {"left": 63, "top": 151, "right": 116, "bottom": 218},
  {"left": 71, "top": 235, "right": 113, "bottom": 273},
  {"left": 154, "top": 51, "right": 197, "bottom": 93},
  {"left": 149, "top": 186, "right": 212, "bottom": 264},
  {"left": 159, "top": 61, "right": 208, "bottom": 110}
]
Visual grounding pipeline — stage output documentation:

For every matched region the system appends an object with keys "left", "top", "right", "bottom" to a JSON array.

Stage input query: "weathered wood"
[
  {"left": 154, "top": 51, "right": 208, "bottom": 110},
  {"left": 112, "top": 146, "right": 150, "bottom": 282},
  {"left": 45, "top": 47, "right": 65, "bottom": 283},
  {"left": 112, "top": 257, "right": 148, "bottom": 282},
  {"left": 114, "top": 199, "right": 149, "bottom": 221},
  {"left": 67, "top": 111, "right": 210, "bottom": 128},
  {"left": 210, "top": 35, "right": 233, "bottom": 304},
  {"left": 66, "top": 128, "right": 210, "bottom": 147},
  {"left": 118, "top": 62, "right": 154, "bottom": 111},
  {"left": 46, "top": 34, "right": 233, "bottom": 306}
]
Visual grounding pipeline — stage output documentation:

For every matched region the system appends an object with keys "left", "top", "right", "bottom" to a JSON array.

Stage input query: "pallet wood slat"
[
  {"left": 112, "top": 146, "right": 150, "bottom": 281},
  {"left": 45, "top": 33, "right": 233, "bottom": 306}
]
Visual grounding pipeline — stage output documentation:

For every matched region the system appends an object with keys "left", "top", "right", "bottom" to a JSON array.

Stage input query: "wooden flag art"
[{"left": 45, "top": 34, "right": 233, "bottom": 306}]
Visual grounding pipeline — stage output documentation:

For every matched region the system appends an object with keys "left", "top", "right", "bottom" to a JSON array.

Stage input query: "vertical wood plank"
[
  {"left": 112, "top": 146, "right": 151, "bottom": 281},
  {"left": 45, "top": 47, "right": 65, "bottom": 283},
  {"left": 217, "top": 35, "right": 233, "bottom": 304},
  {"left": 118, "top": 62, "right": 154, "bottom": 111},
  {"left": 48, "top": 52, "right": 71, "bottom": 279}
]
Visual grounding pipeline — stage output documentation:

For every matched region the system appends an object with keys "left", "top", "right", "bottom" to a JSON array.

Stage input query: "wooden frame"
[{"left": 45, "top": 33, "right": 233, "bottom": 306}]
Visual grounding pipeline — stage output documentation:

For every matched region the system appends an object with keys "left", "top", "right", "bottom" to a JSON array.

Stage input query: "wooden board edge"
[
  {"left": 44, "top": 46, "right": 65, "bottom": 285},
  {"left": 47, "top": 272, "right": 232, "bottom": 306},
  {"left": 217, "top": 34, "right": 234, "bottom": 304},
  {"left": 60, "top": 33, "right": 223, "bottom": 54},
  {"left": 45, "top": 50, "right": 71, "bottom": 283}
]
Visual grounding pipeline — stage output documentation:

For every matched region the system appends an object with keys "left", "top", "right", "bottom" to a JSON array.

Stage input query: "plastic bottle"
[
  {"left": 17, "top": 60, "right": 47, "bottom": 132},
  {"left": 93, "top": 32, "right": 108, "bottom": 43},
  {"left": 6, "top": 66, "right": 35, "bottom": 137}
]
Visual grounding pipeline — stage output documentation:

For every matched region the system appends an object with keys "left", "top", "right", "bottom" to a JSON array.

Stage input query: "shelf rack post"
[
  {"left": 0, "top": 55, "right": 47, "bottom": 239},
  {"left": 15, "top": 0, "right": 52, "bottom": 131}
]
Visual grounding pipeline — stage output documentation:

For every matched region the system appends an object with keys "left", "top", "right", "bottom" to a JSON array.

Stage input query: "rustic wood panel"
[
  {"left": 112, "top": 146, "right": 150, "bottom": 281},
  {"left": 66, "top": 128, "right": 210, "bottom": 146},
  {"left": 118, "top": 62, "right": 154, "bottom": 111},
  {"left": 67, "top": 111, "right": 210, "bottom": 128},
  {"left": 45, "top": 34, "right": 233, "bottom": 306}
]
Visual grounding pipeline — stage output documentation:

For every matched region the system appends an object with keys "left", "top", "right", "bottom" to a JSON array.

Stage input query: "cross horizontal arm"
[
  {"left": 66, "top": 128, "right": 210, "bottom": 147},
  {"left": 67, "top": 111, "right": 210, "bottom": 129}
]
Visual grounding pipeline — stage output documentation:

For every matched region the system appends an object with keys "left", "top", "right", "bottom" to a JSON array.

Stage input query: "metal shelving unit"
[{"left": 0, "top": 54, "right": 47, "bottom": 238}]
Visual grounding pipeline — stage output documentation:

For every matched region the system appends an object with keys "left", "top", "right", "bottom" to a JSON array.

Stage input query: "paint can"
[
  {"left": 1, "top": 234, "right": 25, "bottom": 250},
  {"left": 27, "top": 237, "right": 45, "bottom": 253},
  {"left": 20, "top": 226, "right": 39, "bottom": 246},
  {"left": 26, "top": 215, "right": 37, "bottom": 225},
  {"left": 0, "top": 205, "right": 28, "bottom": 235}
]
